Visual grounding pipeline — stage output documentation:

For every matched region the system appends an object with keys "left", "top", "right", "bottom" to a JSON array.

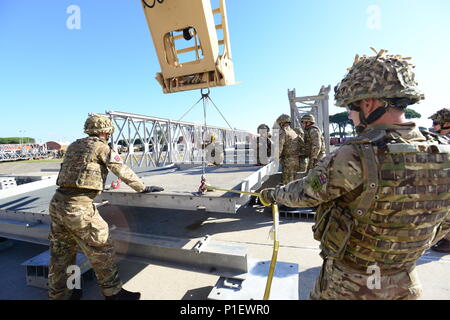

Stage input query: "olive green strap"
[{"left": 354, "top": 144, "right": 379, "bottom": 217}]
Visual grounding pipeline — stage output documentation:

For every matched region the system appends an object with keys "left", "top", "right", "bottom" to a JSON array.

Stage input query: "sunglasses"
[{"left": 433, "top": 121, "right": 441, "bottom": 126}]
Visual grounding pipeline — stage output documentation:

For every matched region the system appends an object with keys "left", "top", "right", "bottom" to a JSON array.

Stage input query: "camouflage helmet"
[
  {"left": 276, "top": 114, "right": 291, "bottom": 125},
  {"left": 429, "top": 108, "right": 450, "bottom": 124},
  {"left": 84, "top": 115, "right": 115, "bottom": 136},
  {"left": 257, "top": 124, "right": 270, "bottom": 132},
  {"left": 334, "top": 49, "right": 425, "bottom": 108},
  {"left": 301, "top": 114, "right": 315, "bottom": 123}
]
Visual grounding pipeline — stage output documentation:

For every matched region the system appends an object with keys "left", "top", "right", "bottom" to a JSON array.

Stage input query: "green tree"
[
  {"left": 404, "top": 108, "right": 421, "bottom": 119},
  {"left": 329, "top": 112, "right": 353, "bottom": 138},
  {"left": 0, "top": 137, "right": 35, "bottom": 144}
]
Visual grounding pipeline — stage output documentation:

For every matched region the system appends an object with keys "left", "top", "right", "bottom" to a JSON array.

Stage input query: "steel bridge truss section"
[
  {"left": 106, "top": 110, "right": 254, "bottom": 168},
  {"left": 0, "top": 143, "right": 48, "bottom": 162},
  {"left": 288, "top": 86, "right": 331, "bottom": 153}
]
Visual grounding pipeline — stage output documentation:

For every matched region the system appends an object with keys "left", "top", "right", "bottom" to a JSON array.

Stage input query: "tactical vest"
[
  {"left": 304, "top": 125, "right": 325, "bottom": 158},
  {"left": 315, "top": 128, "right": 450, "bottom": 271},
  {"left": 280, "top": 128, "right": 301, "bottom": 159},
  {"left": 57, "top": 137, "right": 109, "bottom": 191}
]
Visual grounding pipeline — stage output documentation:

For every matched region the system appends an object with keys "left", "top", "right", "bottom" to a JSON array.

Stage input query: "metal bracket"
[
  {"left": 193, "top": 235, "right": 211, "bottom": 253},
  {"left": 223, "top": 277, "right": 242, "bottom": 290},
  {"left": 25, "top": 220, "right": 42, "bottom": 228}
]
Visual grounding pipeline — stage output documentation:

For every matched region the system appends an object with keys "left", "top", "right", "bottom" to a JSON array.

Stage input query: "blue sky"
[{"left": 1, "top": 0, "right": 449, "bottom": 143}]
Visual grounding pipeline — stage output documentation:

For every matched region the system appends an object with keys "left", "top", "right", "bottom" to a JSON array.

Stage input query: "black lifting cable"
[
  {"left": 142, "top": 0, "right": 164, "bottom": 9},
  {"left": 178, "top": 89, "right": 234, "bottom": 130},
  {"left": 176, "top": 88, "right": 235, "bottom": 194},
  {"left": 199, "top": 91, "right": 209, "bottom": 192},
  {"left": 204, "top": 94, "right": 234, "bottom": 130}
]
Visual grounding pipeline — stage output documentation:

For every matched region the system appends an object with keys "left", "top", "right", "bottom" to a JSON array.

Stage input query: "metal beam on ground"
[
  {"left": 100, "top": 163, "right": 276, "bottom": 214},
  {"left": 0, "top": 211, "right": 249, "bottom": 277}
]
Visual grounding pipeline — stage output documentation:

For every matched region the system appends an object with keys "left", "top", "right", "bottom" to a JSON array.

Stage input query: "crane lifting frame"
[{"left": 141, "top": 0, "right": 236, "bottom": 93}]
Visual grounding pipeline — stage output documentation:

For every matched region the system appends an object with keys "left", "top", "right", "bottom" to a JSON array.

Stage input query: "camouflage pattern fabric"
[
  {"left": 429, "top": 108, "right": 450, "bottom": 124},
  {"left": 256, "top": 136, "right": 272, "bottom": 166},
  {"left": 49, "top": 135, "right": 147, "bottom": 299},
  {"left": 84, "top": 115, "right": 115, "bottom": 135},
  {"left": 443, "top": 131, "right": 450, "bottom": 242},
  {"left": 334, "top": 50, "right": 424, "bottom": 108},
  {"left": 57, "top": 136, "right": 145, "bottom": 192},
  {"left": 48, "top": 189, "right": 122, "bottom": 299},
  {"left": 293, "top": 127, "right": 307, "bottom": 173},
  {"left": 270, "top": 122, "right": 450, "bottom": 299},
  {"left": 276, "top": 114, "right": 291, "bottom": 126},
  {"left": 301, "top": 114, "right": 315, "bottom": 123},
  {"left": 281, "top": 157, "right": 300, "bottom": 185},
  {"left": 309, "top": 259, "right": 422, "bottom": 300},
  {"left": 279, "top": 127, "right": 303, "bottom": 184},
  {"left": 304, "top": 125, "right": 325, "bottom": 170}
]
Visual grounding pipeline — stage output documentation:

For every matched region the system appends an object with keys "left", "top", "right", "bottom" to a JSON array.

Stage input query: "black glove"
[{"left": 142, "top": 186, "right": 164, "bottom": 193}]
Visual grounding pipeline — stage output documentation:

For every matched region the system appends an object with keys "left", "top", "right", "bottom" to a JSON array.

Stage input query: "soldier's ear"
[{"left": 361, "top": 98, "right": 380, "bottom": 117}]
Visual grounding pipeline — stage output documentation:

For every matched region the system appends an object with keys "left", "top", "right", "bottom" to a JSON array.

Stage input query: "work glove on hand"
[
  {"left": 142, "top": 186, "right": 164, "bottom": 193},
  {"left": 259, "top": 188, "right": 276, "bottom": 207}
]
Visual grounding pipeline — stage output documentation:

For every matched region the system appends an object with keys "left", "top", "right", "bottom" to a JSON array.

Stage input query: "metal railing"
[
  {"left": 106, "top": 110, "right": 256, "bottom": 168},
  {"left": 0, "top": 144, "right": 48, "bottom": 162}
]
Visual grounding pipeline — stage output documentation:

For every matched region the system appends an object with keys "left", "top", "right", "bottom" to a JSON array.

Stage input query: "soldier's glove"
[
  {"left": 142, "top": 186, "right": 164, "bottom": 193},
  {"left": 259, "top": 188, "right": 276, "bottom": 207}
]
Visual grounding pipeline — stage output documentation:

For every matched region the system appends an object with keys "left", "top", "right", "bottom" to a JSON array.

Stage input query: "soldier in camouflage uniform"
[
  {"left": 48, "top": 115, "right": 164, "bottom": 300},
  {"left": 256, "top": 124, "right": 272, "bottom": 166},
  {"left": 276, "top": 114, "right": 304, "bottom": 185},
  {"left": 429, "top": 108, "right": 450, "bottom": 252},
  {"left": 301, "top": 114, "right": 326, "bottom": 171},
  {"left": 292, "top": 126, "right": 308, "bottom": 176},
  {"left": 429, "top": 108, "right": 450, "bottom": 136},
  {"left": 260, "top": 49, "right": 450, "bottom": 300}
]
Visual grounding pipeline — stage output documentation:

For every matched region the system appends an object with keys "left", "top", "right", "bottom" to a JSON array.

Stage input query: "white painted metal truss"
[
  {"left": 288, "top": 85, "right": 331, "bottom": 153},
  {"left": 0, "top": 143, "right": 48, "bottom": 162},
  {"left": 106, "top": 110, "right": 257, "bottom": 168}
]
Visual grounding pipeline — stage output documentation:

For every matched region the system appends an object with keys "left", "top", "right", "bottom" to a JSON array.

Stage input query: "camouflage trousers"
[
  {"left": 281, "top": 157, "right": 300, "bottom": 185},
  {"left": 48, "top": 189, "right": 122, "bottom": 300},
  {"left": 310, "top": 259, "right": 422, "bottom": 300}
]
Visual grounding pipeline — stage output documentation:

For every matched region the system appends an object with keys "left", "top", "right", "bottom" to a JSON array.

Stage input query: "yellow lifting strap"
[
  {"left": 204, "top": 185, "right": 280, "bottom": 300},
  {"left": 263, "top": 203, "right": 279, "bottom": 300},
  {"left": 205, "top": 184, "right": 259, "bottom": 197}
]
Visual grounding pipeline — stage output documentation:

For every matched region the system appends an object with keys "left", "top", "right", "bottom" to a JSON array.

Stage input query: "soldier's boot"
[
  {"left": 431, "top": 239, "right": 450, "bottom": 253},
  {"left": 105, "top": 288, "right": 141, "bottom": 300},
  {"left": 70, "top": 289, "right": 83, "bottom": 300}
]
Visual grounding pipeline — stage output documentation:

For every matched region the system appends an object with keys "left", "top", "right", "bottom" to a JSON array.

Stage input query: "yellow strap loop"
[{"left": 263, "top": 203, "right": 279, "bottom": 300}]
